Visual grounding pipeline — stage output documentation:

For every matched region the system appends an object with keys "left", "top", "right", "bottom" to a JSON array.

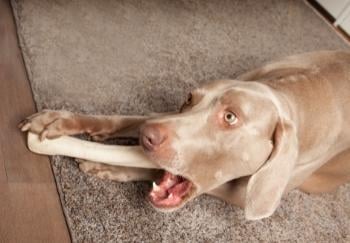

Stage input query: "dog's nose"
[{"left": 140, "top": 123, "right": 167, "bottom": 152}]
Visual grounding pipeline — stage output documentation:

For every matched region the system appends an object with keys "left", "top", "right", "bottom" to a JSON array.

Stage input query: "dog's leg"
[
  {"left": 19, "top": 110, "right": 176, "bottom": 141},
  {"left": 206, "top": 176, "right": 250, "bottom": 208},
  {"left": 90, "top": 112, "right": 177, "bottom": 141},
  {"left": 299, "top": 148, "right": 350, "bottom": 193},
  {"left": 77, "top": 159, "right": 162, "bottom": 182},
  {"left": 19, "top": 109, "right": 149, "bottom": 140}
]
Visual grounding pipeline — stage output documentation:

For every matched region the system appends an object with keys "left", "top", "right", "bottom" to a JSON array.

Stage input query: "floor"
[
  {"left": 0, "top": 0, "right": 70, "bottom": 242},
  {"left": 307, "top": 0, "right": 350, "bottom": 42}
]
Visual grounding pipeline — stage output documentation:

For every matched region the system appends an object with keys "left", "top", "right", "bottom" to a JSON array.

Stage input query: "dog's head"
[{"left": 140, "top": 80, "right": 298, "bottom": 220}]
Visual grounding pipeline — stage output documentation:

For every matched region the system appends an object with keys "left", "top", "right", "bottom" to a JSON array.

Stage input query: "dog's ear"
[{"left": 245, "top": 118, "right": 298, "bottom": 220}]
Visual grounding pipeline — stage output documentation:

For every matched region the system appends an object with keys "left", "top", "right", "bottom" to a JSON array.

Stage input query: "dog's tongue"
[{"left": 149, "top": 171, "right": 192, "bottom": 207}]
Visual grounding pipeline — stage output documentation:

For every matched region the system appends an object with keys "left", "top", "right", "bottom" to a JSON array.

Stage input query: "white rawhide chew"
[{"left": 27, "top": 132, "right": 160, "bottom": 169}]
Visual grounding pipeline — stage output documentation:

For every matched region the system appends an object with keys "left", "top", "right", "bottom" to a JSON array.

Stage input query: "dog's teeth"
[
  {"left": 166, "top": 178, "right": 175, "bottom": 187},
  {"left": 168, "top": 193, "right": 174, "bottom": 199},
  {"left": 152, "top": 182, "right": 161, "bottom": 191}
]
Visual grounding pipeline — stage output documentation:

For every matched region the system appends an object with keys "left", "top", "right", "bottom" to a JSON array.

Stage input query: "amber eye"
[
  {"left": 224, "top": 111, "right": 238, "bottom": 125},
  {"left": 185, "top": 93, "right": 192, "bottom": 105}
]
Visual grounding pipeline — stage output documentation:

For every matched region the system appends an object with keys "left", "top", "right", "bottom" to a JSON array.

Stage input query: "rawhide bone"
[{"left": 27, "top": 132, "right": 160, "bottom": 169}]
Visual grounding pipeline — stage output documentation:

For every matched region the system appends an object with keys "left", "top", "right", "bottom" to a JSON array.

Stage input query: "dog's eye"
[{"left": 224, "top": 111, "right": 238, "bottom": 125}]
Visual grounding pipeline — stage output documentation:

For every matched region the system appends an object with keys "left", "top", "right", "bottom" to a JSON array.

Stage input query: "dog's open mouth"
[{"left": 149, "top": 171, "right": 193, "bottom": 208}]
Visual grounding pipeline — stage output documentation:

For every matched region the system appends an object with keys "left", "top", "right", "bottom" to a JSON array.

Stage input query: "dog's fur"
[{"left": 20, "top": 50, "right": 350, "bottom": 220}]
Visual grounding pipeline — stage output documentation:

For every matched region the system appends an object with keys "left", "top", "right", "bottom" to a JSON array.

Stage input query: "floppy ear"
[{"left": 245, "top": 118, "right": 298, "bottom": 220}]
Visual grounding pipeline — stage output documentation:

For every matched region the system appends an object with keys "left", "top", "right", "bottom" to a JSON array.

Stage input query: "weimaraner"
[{"left": 19, "top": 50, "right": 350, "bottom": 220}]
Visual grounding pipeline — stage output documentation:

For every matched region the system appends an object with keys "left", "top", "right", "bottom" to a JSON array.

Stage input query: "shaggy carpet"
[{"left": 12, "top": 0, "right": 350, "bottom": 242}]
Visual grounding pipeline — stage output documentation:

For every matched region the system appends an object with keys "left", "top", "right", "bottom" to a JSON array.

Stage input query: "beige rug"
[{"left": 12, "top": 0, "right": 350, "bottom": 242}]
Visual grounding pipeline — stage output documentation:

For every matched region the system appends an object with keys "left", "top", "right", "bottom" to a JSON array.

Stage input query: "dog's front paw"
[
  {"left": 77, "top": 160, "right": 124, "bottom": 181},
  {"left": 77, "top": 159, "right": 144, "bottom": 182},
  {"left": 19, "top": 109, "right": 75, "bottom": 140}
]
